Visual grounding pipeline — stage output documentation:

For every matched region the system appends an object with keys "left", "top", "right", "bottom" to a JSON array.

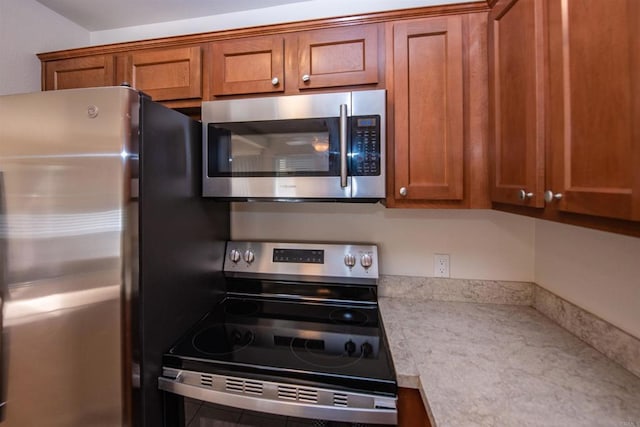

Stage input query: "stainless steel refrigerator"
[{"left": 0, "top": 87, "right": 229, "bottom": 426}]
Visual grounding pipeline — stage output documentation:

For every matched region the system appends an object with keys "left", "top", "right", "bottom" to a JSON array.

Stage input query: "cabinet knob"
[
  {"left": 543, "top": 190, "right": 563, "bottom": 202},
  {"left": 271, "top": 77, "right": 279, "bottom": 86},
  {"left": 399, "top": 187, "right": 407, "bottom": 197},
  {"left": 302, "top": 74, "right": 311, "bottom": 82},
  {"left": 518, "top": 189, "right": 534, "bottom": 200}
]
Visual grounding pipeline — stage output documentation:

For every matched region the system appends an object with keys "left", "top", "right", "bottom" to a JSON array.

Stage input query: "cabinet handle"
[
  {"left": 399, "top": 187, "right": 408, "bottom": 197},
  {"left": 271, "top": 77, "right": 279, "bottom": 86},
  {"left": 302, "top": 74, "right": 311, "bottom": 82},
  {"left": 518, "top": 189, "right": 534, "bottom": 200},
  {"left": 543, "top": 190, "right": 563, "bottom": 202}
]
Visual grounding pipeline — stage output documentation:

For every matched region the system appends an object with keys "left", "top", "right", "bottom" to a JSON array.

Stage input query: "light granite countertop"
[{"left": 379, "top": 298, "right": 640, "bottom": 427}]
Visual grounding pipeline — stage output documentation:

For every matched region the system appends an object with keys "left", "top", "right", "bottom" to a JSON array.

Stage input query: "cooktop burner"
[
  {"left": 289, "top": 336, "right": 365, "bottom": 369},
  {"left": 191, "top": 324, "right": 254, "bottom": 355},
  {"left": 329, "top": 307, "right": 370, "bottom": 325},
  {"left": 164, "top": 294, "right": 395, "bottom": 395}
]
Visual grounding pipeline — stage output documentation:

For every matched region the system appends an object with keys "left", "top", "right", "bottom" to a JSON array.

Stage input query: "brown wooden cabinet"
[
  {"left": 297, "top": 24, "right": 379, "bottom": 90},
  {"left": 392, "top": 16, "right": 464, "bottom": 202},
  {"left": 398, "top": 387, "right": 432, "bottom": 427},
  {"left": 388, "top": 13, "right": 489, "bottom": 208},
  {"left": 210, "top": 35, "right": 285, "bottom": 96},
  {"left": 546, "top": 0, "right": 640, "bottom": 221},
  {"left": 43, "top": 55, "right": 115, "bottom": 90},
  {"left": 121, "top": 45, "right": 203, "bottom": 102},
  {"left": 209, "top": 24, "right": 380, "bottom": 97},
  {"left": 488, "top": 0, "right": 546, "bottom": 208},
  {"left": 42, "top": 46, "right": 203, "bottom": 106},
  {"left": 489, "top": 0, "right": 640, "bottom": 224}
]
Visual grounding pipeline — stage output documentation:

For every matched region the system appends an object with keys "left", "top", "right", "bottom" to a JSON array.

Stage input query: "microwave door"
[{"left": 205, "top": 119, "right": 351, "bottom": 200}]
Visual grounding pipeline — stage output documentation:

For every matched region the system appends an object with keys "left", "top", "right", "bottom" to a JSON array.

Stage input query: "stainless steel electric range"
[{"left": 159, "top": 241, "right": 397, "bottom": 425}]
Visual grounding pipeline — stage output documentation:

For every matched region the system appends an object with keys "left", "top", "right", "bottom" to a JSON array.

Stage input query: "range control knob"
[
  {"left": 243, "top": 249, "right": 255, "bottom": 264},
  {"left": 360, "top": 253, "right": 373, "bottom": 269},
  {"left": 229, "top": 249, "right": 241, "bottom": 263},
  {"left": 230, "top": 329, "right": 253, "bottom": 345},
  {"left": 344, "top": 253, "right": 356, "bottom": 268},
  {"left": 231, "top": 329, "right": 243, "bottom": 344},
  {"left": 361, "top": 342, "right": 373, "bottom": 358},
  {"left": 345, "top": 340, "right": 356, "bottom": 356}
]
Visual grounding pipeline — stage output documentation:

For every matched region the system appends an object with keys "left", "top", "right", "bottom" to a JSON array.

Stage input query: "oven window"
[{"left": 207, "top": 118, "right": 340, "bottom": 177}]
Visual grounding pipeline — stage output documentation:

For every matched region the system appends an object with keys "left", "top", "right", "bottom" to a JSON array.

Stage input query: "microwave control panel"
[{"left": 351, "top": 115, "right": 381, "bottom": 176}]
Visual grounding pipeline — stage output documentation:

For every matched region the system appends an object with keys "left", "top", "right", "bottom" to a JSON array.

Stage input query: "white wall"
[
  {"left": 535, "top": 220, "right": 640, "bottom": 338},
  {"left": 232, "top": 204, "right": 536, "bottom": 281},
  {"left": 0, "top": 0, "right": 89, "bottom": 95},
  {"left": 90, "top": 0, "right": 473, "bottom": 45}
]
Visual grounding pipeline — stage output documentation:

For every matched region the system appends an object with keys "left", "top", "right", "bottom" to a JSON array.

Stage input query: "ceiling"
[{"left": 35, "top": 0, "right": 306, "bottom": 31}]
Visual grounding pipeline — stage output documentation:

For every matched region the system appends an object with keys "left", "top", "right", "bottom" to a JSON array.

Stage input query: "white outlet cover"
[{"left": 434, "top": 254, "right": 450, "bottom": 278}]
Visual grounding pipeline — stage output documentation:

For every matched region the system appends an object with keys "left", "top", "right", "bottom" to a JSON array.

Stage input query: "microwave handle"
[{"left": 339, "top": 104, "right": 348, "bottom": 188}]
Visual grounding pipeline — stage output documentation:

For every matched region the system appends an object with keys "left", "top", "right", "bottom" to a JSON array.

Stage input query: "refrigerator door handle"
[{"left": 0, "top": 171, "right": 7, "bottom": 421}]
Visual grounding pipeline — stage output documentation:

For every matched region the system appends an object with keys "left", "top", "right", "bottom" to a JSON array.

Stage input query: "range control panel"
[
  {"left": 223, "top": 241, "right": 378, "bottom": 280},
  {"left": 273, "top": 248, "right": 324, "bottom": 264}
]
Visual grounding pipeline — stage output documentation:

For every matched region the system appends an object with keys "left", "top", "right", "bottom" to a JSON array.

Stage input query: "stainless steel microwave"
[{"left": 202, "top": 90, "right": 386, "bottom": 201}]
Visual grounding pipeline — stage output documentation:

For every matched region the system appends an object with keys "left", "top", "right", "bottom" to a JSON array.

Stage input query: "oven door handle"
[
  {"left": 339, "top": 104, "right": 348, "bottom": 188},
  {"left": 158, "top": 373, "right": 397, "bottom": 425}
]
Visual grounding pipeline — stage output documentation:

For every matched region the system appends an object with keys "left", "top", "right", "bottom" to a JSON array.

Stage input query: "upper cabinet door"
[
  {"left": 392, "top": 16, "right": 464, "bottom": 201},
  {"left": 547, "top": 0, "right": 640, "bottom": 221},
  {"left": 297, "top": 25, "right": 379, "bottom": 90},
  {"left": 488, "top": 0, "right": 546, "bottom": 207},
  {"left": 210, "top": 36, "right": 285, "bottom": 96},
  {"left": 44, "top": 56, "right": 115, "bottom": 90},
  {"left": 123, "top": 46, "right": 202, "bottom": 101}
]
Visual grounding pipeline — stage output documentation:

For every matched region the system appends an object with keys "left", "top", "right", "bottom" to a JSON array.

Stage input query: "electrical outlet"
[{"left": 434, "top": 254, "right": 450, "bottom": 278}]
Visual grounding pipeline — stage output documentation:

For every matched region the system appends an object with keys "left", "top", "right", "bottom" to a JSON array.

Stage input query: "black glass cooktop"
[{"left": 163, "top": 286, "right": 396, "bottom": 396}]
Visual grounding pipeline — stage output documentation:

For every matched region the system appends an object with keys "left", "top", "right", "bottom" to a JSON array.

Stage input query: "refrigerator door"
[
  {"left": 0, "top": 87, "right": 138, "bottom": 426},
  {"left": 135, "top": 92, "right": 230, "bottom": 427}
]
